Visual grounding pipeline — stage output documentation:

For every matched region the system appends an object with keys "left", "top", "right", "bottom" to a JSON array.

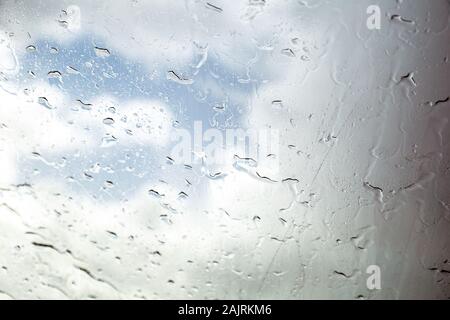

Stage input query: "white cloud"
[
  {"left": 0, "top": 30, "right": 19, "bottom": 75},
  {"left": 0, "top": 82, "right": 95, "bottom": 153}
]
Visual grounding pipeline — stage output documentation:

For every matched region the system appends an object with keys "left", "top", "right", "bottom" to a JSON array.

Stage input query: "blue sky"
[{"left": 15, "top": 34, "right": 262, "bottom": 202}]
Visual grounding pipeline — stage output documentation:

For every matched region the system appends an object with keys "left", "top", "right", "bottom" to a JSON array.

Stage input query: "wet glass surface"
[{"left": 0, "top": 0, "right": 449, "bottom": 299}]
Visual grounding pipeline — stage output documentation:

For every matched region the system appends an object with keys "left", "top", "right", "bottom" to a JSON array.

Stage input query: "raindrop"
[
  {"left": 166, "top": 156, "right": 175, "bottom": 165},
  {"left": 207, "top": 171, "right": 226, "bottom": 180},
  {"left": 271, "top": 100, "right": 284, "bottom": 109},
  {"left": 25, "top": 45, "right": 36, "bottom": 52},
  {"left": 178, "top": 191, "right": 188, "bottom": 199},
  {"left": 148, "top": 189, "right": 164, "bottom": 198},
  {"left": 391, "top": 14, "right": 414, "bottom": 24},
  {"left": 104, "top": 180, "right": 114, "bottom": 188},
  {"left": 58, "top": 20, "right": 69, "bottom": 28},
  {"left": 102, "top": 117, "right": 115, "bottom": 125},
  {"left": 399, "top": 72, "right": 416, "bottom": 86},
  {"left": 364, "top": 182, "right": 384, "bottom": 203},
  {"left": 291, "top": 37, "right": 300, "bottom": 45},
  {"left": 167, "top": 70, "right": 194, "bottom": 85},
  {"left": 76, "top": 99, "right": 93, "bottom": 110},
  {"left": 83, "top": 172, "right": 94, "bottom": 181},
  {"left": 233, "top": 154, "right": 257, "bottom": 167},
  {"left": 101, "top": 134, "right": 118, "bottom": 147},
  {"left": 301, "top": 55, "right": 310, "bottom": 61},
  {"left": 213, "top": 104, "right": 225, "bottom": 111},
  {"left": 38, "top": 97, "right": 53, "bottom": 109},
  {"left": 255, "top": 171, "right": 277, "bottom": 182},
  {"left": 281, "top": 48, "right": 295, "bottom": 57},
  {"left": 66, "top": 66, "right": 79, "bottom": 74},
  {"left": 47, "top": 70, "right": 62, "bottom": 78},
  {"left": 205, "top": 2, "right": 223, "bottom": 12},
  {"left": 94, "top": 46, "right": 111, "bottom": 57}
]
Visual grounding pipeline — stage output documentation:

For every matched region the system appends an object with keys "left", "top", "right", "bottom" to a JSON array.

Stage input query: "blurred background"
[{"left": 0, "top": 0, "right": 449, "bottom": 299}]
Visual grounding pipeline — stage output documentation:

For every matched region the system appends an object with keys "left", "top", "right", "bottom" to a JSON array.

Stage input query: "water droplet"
[
  {"left": 166, "top": 156, "right": 175, "bottom": 165},
  {"left": 271, "top": 100, "right": 284, "bottom": 109},
  {"left": 94, "top": 46, "right": 110, "bottom": 57},
  {"left": 26, "top": 45, "right": 36, "bottom": 52},
  {"left": 281, "top": 48, "right": 295, "bottom": 57},
  {"left": 101, "top": 134, "right": 118, "bottom": 147},
  {"left": 76, "top": 99, "right": 93, "bottom": 110},
  {"left": 205, "top": 2, "right": 223, "bottom": 13},
  {"left": 47, "top": 70, "right": 62, "bottom": 78},
  {"left": 66, "top": 66, "right": 79, "bottom": 74},
  {"left": 104, "top": 180, "right": 114, "bottom": 188},
  {"left": 148, "top": 189, "right": 164, "bottom": 198},
  {"left": 391, "top": 14, "right": 414, "bottom": 24},
  {"left": 102, "top": 117, "right": 115, "bottom": 125},
  {"left": 167, "top": 70, "right": 194, "bottom": 85},
  {"left": 38, "top": 97, "right": 53, "bottom": 109},
  {"left": 178, "top": 191, "right": 188, "bottom": 199}
]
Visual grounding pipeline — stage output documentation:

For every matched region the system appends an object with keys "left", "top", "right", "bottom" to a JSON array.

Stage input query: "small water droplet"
[
  {"left": 281, "top": 48, "right": 295, "bottom": 57},
  {"left": 26, "top": 45, "right": 36, "bottom": 52},
  {"left": 47, "top": 70, "right": 62, "bottom": 78},
  {"left": 103, "top": 117, "right": 115, "bottom": 125},
  {"left": 205, "top": 2, "right": 223, "bottom": 12},
  {"left": 101, "top": 134, "right": 118, "bottom": 147},
  {"left": 66, "top": 66, "right": 79, "bottom": 74},
  {"left": 94, "top": 46, "right": 110, "bottom": 57},
  {"left": 167, "top": 70, "right": 194, "bottom": 85},
  {"left": 38, "top": 97, "right": 53, "bottom": 109},
  {"left": 104, "top": 180, "right": 114, "bottom": 188},
  {"left": 271, "top": 100, "right": 284, "bottom": 109},
  {"left": 148, "top": 189, "right": 164, "bottom": 198},
  {"left": 166, "top": 156, "right": 175, "bottom": 165},
  {"left": 178, "top": 191, "right": 188, "bottom": 199},
  {"left": 301, "top": 55, "right": 310, "bottom": 61},
  {"left": 76, "top": 99, "right": 92, "bottom": 110}
]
